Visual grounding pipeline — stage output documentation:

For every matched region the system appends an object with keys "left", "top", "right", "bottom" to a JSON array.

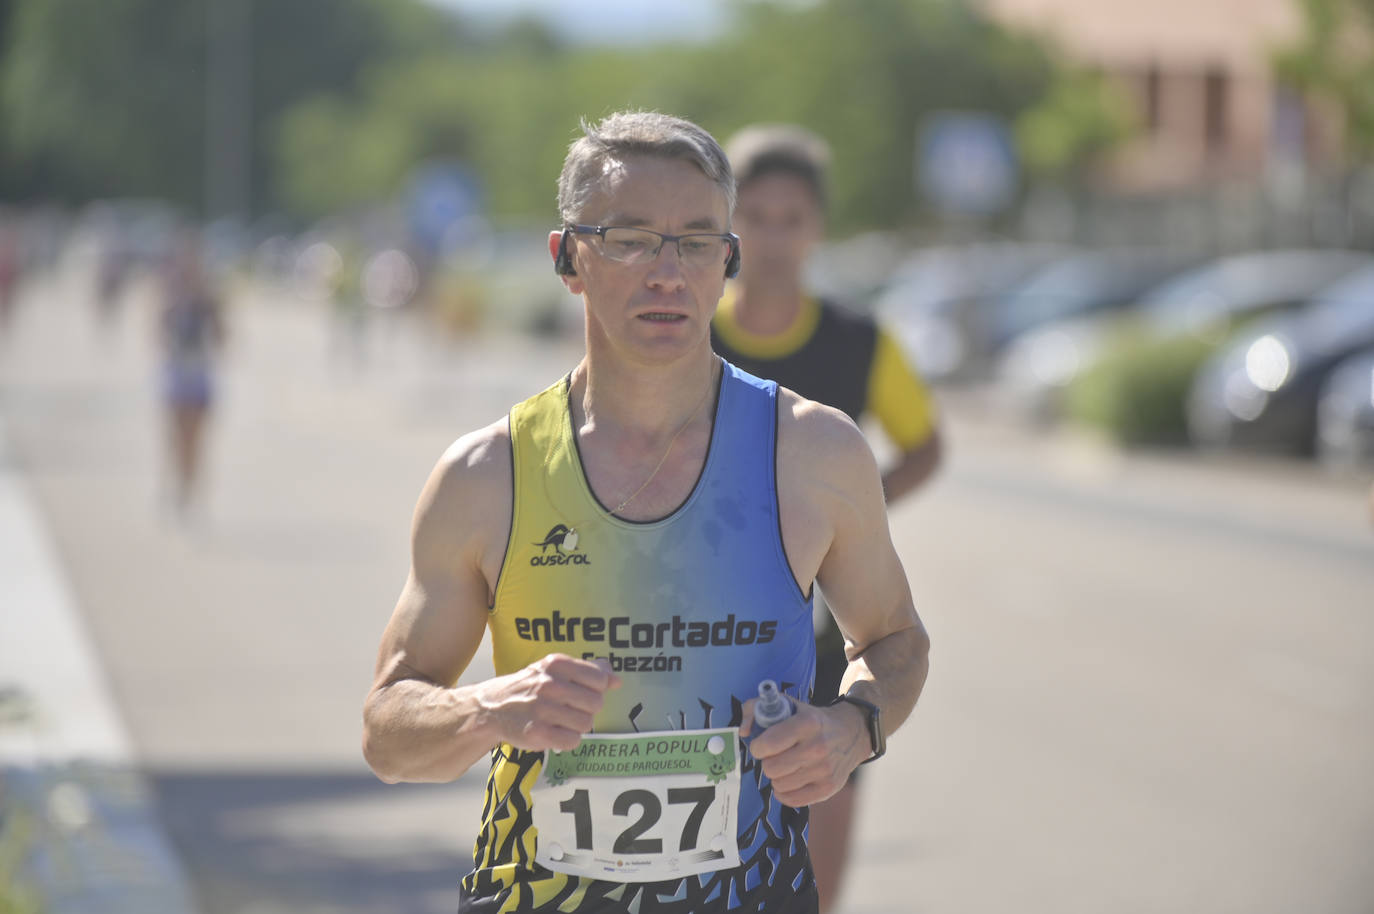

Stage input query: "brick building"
[{"left": 978, "top": 0, "right": 1343, "bottom": 191}]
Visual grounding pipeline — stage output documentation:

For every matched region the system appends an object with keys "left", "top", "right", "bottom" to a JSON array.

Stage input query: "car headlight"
[{"left": 1244, "top": 334, "right": 1293, "bottom": 392}]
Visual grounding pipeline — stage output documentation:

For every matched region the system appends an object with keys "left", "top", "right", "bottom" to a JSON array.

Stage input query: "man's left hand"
[{"left": 740, "top": 698, "right": 869, "bottom": 807}]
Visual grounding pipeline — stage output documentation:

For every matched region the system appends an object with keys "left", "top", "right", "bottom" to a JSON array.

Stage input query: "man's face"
[
  {"left": 551, "top": 155, "right": 731, "bottom": 364},
  {"left": 732, "top": 172, "right": 823, "bottom": 286}
]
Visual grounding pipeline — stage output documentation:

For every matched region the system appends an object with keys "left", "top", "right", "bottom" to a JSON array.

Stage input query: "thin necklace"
[{"left": 589, "top": 362, "right": 717, "bottom": 517}]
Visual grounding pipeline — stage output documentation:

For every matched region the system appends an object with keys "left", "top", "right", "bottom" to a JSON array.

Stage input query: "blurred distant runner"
[
  {"left": 158, "top": 234, "right": 225, "bottom": 518},
  {"left": 363, "top": 111, "right": 931, "bottom": 914},
  {"left": 711, "top": 124, "right": 943, "bottom": 913}
]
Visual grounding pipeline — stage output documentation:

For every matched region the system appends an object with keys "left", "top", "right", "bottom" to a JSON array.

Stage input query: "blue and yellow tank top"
[{"left": 459, "top": 361, "right": 817, "bottom": 914}]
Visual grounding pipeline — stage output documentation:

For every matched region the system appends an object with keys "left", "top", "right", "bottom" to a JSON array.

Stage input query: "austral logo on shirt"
[{"left": 530, "top": 524, "right": 591, "bottom": 567}]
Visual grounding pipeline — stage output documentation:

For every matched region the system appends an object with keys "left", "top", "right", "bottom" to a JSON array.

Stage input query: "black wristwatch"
[{"left": 830, "top": 692, "right": 885, "bottom": 764}]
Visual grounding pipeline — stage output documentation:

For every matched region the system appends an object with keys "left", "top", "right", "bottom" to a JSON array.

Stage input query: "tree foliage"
[
  {"left": 1016, "top": 67, "right": 1136, "bottom": 177},
  {"left": 277, "top": 0, "right": 1110, "bottom": 230},
  {"left": 0, "top": 0, "right": 452, "bottom": 211},
  {"left": 1275, "top": 0, "right": 1374, "bottom": 158},
  {"left": 0, "top": 0, "right": 1134, "bottom": 227}
]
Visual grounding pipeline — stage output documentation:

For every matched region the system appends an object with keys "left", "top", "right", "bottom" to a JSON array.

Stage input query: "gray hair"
[{"left": 556, "top": 111, "right": 736, "bottom": 225}]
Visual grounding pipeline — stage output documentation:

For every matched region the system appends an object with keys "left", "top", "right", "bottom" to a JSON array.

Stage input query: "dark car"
[
  {"left": 1317, "top": 348, "right": 1374, "bottom": 467},
  {"left": 1188, "top": 265, "right": 1374, "bottom": 455},
  {"left": 988, "top": 248, "right": 1196, "bottom": 352},
  {"left": 995, "top": 249, "right": 1372, "bottom": 412},
  {"left": 1136, "top": 249, "right": 1372, "bottom": 337},
  {"left": 873, "top": 243, "right": 1070, "bottom": 381}
]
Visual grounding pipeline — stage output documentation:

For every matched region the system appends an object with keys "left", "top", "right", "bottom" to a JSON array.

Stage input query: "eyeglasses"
[{"left": 566, "top": 224, "right": 740, "bottom": 269}]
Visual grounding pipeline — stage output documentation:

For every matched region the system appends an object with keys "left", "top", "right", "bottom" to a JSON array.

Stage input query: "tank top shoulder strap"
[
  {"left": 708, "top": 360, "right": 779, "bottom": 499},
  {"left": 506, "top": 374, "right": 591, "bottom": 539}
]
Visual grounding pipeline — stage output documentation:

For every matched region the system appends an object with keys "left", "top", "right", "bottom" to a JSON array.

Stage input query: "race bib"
[{"left": 531, "top": 728, "right": 741, "bottom": 882}]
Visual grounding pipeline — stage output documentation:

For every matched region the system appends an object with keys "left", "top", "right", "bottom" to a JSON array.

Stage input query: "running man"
[
  {"left": 363, "top": 111, "right": 930, "bottom": 914},
  {"left": 711, "top": 124, "right": 943, "bottom": 913}
]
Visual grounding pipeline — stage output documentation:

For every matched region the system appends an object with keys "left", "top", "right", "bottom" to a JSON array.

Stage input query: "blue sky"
[{"left": 426, "top": 0, "right": 731, "bottom": 44}]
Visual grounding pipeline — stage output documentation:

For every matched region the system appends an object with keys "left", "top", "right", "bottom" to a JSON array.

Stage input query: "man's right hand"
[{"left": 477, "top": 654, "right": 622, "bottom": 752}]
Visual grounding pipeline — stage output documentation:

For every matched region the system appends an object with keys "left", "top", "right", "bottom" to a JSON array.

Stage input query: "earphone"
[
  {"left": 724, "top": 238, "right": 741, "bottom": 279},
  {"left": 554, "top": 229, "right": 742, "bottom": 280},
  {"left": 554, "top": 229, "right": 576, "bottom": 275}
]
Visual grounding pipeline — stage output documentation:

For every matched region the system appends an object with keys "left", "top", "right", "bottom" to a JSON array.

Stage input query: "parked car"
[
  {"left": 996, "top": 249, "right": 1373, "bottom": 414},
  {"left": 1316, "top": 348, "right": 1374, "bottom": 467},
  {"left": 1134, "top": 249, "right": 1372, "bottom": 337},
  {"left": 988, "top": 247, "right": 1196, "bottom": 352},
  {"left": 805, "top": 231, "right": 911, "bottom": 305},
  {"left": 1188, "top": 265, "right": 1374, "bottom": 455},
  {"left": 873, "top": 243, "right": 1071, "bottom": 381}
]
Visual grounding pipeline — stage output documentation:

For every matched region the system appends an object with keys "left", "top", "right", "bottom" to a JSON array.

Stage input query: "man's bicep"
[
  {"left": 821, "top": 532, "right": 917, "bottom": 656},
  {"left": 373, "top": 433, "right": 507, "bottom": 691},
  {"left": 373, "top": 565, "right": 489, "bottom": 691},
  {"left": 815, "top": 443, "right": 919, "bottom": 653}
]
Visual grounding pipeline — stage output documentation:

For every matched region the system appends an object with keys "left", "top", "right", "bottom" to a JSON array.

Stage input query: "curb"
[{"left": 0, "top": 416, "right": 200, "bottom": 913}]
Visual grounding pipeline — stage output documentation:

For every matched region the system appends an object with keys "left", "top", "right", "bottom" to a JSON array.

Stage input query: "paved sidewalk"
[{"left": 0, "top": 416, "right": 199, "bottom": 913}]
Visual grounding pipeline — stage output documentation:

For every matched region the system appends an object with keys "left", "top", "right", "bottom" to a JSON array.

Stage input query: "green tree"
[
  {"left": 696, "top": 0, "right": 1061, "bottom": 228},
  {"left": 276, "top": 19, "right": 574, "bottom": 219},
  {"left": 1015, "top": 68, "right": 1136, "bottom": 177},
  {"left": 0, "top": 0, "right": 450, "bottom": 213},
  {"left": 1275, "top": 0, "right": 1374, "bottom": 158},
  {"left": 277, "top": 0, "right": 1093, "bottom": 231},
  {"left": 2, "top": 0, "right": 208, "bottom": 206}
]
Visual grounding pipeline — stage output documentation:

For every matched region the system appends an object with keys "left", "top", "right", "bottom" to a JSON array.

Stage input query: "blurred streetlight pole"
[{"left": 205, "top": 0, "right": 253, "bottom": 224}]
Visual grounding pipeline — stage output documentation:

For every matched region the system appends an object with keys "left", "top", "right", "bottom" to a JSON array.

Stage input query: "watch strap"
[{"left": 829, "top": 692, "right": 885, "bottom": 764}]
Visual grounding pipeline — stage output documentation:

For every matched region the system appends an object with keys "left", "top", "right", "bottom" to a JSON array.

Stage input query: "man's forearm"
[
  {"left": 881, "top": 433, "right": 942, "bottom": 503},
  {"left": 362, "top": 679, "right": 499, "bottom": 784},
  {"left": 839, "top": 621, "right": 930, "bottom": 739}
]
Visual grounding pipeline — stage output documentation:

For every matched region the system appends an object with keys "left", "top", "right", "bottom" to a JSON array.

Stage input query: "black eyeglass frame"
[{"left": 564, "top": 223, "right": 741, "bottom": 268}]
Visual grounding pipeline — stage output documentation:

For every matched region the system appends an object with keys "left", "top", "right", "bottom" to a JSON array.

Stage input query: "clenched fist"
[{"left": 478, "top": 653, "right": 622, "bottom": 752}]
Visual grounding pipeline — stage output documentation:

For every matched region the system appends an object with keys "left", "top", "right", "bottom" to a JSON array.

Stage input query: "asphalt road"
[{"left": 2, "top": 257, "right": 1372, "bottom": 914}]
